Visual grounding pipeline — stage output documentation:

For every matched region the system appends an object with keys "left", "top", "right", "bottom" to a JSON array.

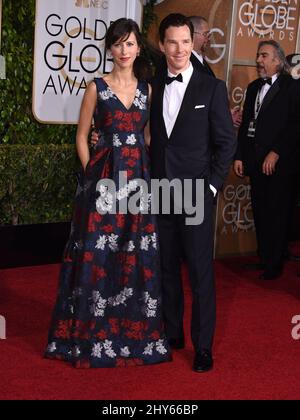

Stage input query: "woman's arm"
[
  {"left": 144, "top": 83, "right": 152, "bottom": 147},
  {"left": 76, "top": 82, "right": 97, "bottom": 170}
]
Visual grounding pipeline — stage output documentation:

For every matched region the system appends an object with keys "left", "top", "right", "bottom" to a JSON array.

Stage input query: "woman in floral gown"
[{"left": 45, "top": 18, "right": 171, "bottom": 368}]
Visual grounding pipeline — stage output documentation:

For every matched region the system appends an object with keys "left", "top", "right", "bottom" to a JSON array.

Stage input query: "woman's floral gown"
[{"left": 45, "top": 78, "right": 171, "bottom": 368}]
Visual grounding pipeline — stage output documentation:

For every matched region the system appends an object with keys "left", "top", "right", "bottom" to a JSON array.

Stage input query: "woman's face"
[{"left": 110, "top": 32, "right": 140, "bottom": 69}]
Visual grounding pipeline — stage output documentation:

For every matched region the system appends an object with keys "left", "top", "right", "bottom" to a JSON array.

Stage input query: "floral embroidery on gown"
[{"left": 45, "top": 78, "right": 171, "bottom": 368}]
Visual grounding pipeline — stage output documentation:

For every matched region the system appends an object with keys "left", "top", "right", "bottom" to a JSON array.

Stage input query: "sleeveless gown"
[{"left": 45, "top": 78, "right": 171, "bottom": 368}]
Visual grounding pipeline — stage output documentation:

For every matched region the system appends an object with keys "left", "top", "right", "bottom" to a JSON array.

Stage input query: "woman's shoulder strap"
[
  {"left": 93, "top": 77, "right": 104, "bottom": 92},
  {"left": 139, "top": 79, "right": 150, "bottom": 96}
]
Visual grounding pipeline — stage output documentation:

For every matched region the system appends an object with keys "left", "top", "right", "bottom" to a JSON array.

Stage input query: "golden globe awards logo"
[
  {"left": 33, "top": 0, "right": 143, "bottom": 123},
  {"left": 206, "top": 0, "right": 228, "bottom": 65},
  {"left": 43, "top": 13, "right": 112, "bottom": 96},
  {"left": 231, "top": 84, "right": 246, "bottom": 111},
  {"left": 221, "top": 183, "right": 254, "bottom": 235},
  {"left": 237, "top": 0, "right": 299, "bottom": 41}
]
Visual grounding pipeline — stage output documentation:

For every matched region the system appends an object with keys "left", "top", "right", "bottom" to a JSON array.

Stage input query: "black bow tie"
[
  {"left": 260, "top": 77, "right": 272, "bottom": 87},
  {"left": 165, "top": 73, "right": 183, "bottom": 85}
]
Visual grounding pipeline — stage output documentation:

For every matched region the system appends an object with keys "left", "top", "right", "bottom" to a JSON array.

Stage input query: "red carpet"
[{"left": 1, "top": 255, "right": 300, "bottom": 400}]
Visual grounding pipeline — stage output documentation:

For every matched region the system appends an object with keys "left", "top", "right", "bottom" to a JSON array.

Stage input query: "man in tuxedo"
[
  {"left": 155, "top": 15, "right": 214, "bottom": 77},
  {"left": 234, "top": 41, "right": 300, "bottom": 280},
  {"left": 150, "top": 14, "right": 236, "bottom": 372}
]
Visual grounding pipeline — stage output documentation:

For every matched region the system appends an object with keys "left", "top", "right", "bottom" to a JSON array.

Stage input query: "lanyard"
[
  {"left": 254, "top": 80, "right": 274, "bottom": 119},
  {"left": 254, "top": 90, "right": 263, "bottom": 119}
]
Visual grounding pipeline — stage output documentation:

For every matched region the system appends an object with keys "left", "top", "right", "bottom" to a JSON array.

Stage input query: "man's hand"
[
  {"left": 233, "top": 160, "right": 244, "bottom": 178},
  {"left": 231, "top": 108, "right": 243, "bottom": 128},
  {"left": 262, "top": 151, "right": 279, "bottom": 176}
]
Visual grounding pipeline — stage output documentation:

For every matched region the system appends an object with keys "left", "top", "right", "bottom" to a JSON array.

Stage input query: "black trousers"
[
  {"left": 157, "top": 190, "right": 216, "bottom": 352},
  {"left": 249, "top": 166, "right": 291, "bottom": 272}
]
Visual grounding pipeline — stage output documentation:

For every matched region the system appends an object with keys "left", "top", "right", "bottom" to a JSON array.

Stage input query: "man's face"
[
  {"left": 193, "top": 21, "right": 211, "bottom": 54},
  {"left": 159, "top": 25, "right": 194, "bottom": 74},
  {"left": 256, "top": 45, "right": 280, "bottom": 78}
]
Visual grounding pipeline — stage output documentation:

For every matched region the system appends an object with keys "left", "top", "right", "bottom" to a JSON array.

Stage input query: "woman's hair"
[{"left": 105, "top": 18, "right": 152, "bottom": 81}]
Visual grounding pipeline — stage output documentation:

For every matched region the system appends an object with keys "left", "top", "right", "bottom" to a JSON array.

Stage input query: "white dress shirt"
[
  {"left": 163, "top": 62, "right": 217, "bottom": 196},
  {"left": 257, "top": 74, "right": 278, "bottom": 112},
  {"left": 163, "top": 63, "right": 194, "bottom": 138}
]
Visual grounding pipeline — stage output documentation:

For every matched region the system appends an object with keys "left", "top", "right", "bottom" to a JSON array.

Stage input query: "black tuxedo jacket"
[
  {"left": 150, "top": 68, "right": 236, "bottom": 191},
  {"left": 190, "top": 52, "right": 216, "bottom": 78},
  {"left": 236, "top": 74, "right": 300, "bottom": 174}
]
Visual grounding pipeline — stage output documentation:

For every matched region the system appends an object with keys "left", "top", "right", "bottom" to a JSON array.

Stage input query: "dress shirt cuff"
[{"left": 209, "top": 184, "right": 217, "bottom": 197}]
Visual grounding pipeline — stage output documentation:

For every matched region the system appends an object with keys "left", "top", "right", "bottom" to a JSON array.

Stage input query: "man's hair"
[
  {"left": 258, "top": 40, "right": 290, "bottom": 74},
  {"left": 159, "top": 13, "right": 194, "bottom": 43},
  {"left": 188, "top": 16, "right": 208, "bottom": 31}
]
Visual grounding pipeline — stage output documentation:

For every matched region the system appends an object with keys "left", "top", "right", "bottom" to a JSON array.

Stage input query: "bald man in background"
[{"left": 189, "top": 16, "right": 242, "bottom": 128}]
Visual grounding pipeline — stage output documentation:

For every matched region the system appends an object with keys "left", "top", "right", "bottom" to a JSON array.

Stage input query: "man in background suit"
[
  {"left": 189, "top": 16, "right": 242, "bottom": 127},
  {"left": 234, "top": 41, "right": 300, "bottom": 280},
  {"left": 189, "top": 16, "right": 215, "bottom": 77},
  {"left": 150, "top": 14, "right": 236, "bottom": 372}
]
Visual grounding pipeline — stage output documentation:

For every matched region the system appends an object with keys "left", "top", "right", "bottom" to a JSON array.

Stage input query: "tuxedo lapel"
[
  {"left": 191, "top": 52, "right": 215, "bottom": 77},
  {"left": 169, "top": 70, "right": 201, "bottom": 142},
  {"left": 191, "top": 53, "right": 204, "bottom": 73},
  {"left": 203, "top": 58, "right": 216, "bottom": 77},
  {"left": 259, "top": 77, "right": 281, "bottom": 115}
]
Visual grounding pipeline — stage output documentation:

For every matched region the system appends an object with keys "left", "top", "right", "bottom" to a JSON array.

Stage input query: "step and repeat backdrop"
[{"left": 32, "top": 0, "right": 300, "bottom": 257}]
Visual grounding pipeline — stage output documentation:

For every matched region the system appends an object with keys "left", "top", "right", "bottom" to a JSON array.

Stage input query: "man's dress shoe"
[
  {"left": 193, "top": 349, "right": 213, "bottom": 373},
  {"left": 168, "top": 337, "right": 185, "bottom": 349}
]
